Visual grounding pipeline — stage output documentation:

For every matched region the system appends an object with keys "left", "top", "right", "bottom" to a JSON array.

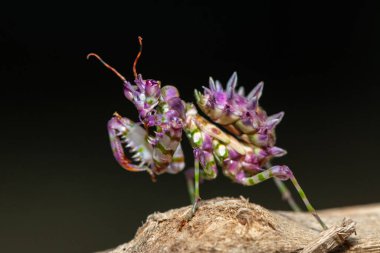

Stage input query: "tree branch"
[{"left": 97, "top": 198, "right": 380, "bottom": 253}]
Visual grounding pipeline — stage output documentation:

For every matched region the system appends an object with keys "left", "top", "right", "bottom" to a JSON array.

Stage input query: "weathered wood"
[
  {"left": 300, "top": 218, "right": 356, "bottom": 253},
  {"left": 97, "top": 198, "right": 380, "bottom": 253}
]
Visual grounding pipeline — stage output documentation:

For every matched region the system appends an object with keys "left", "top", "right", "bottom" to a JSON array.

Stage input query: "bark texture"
[{"left": 98, "top": 197, "right": 380, "bottom": 253}]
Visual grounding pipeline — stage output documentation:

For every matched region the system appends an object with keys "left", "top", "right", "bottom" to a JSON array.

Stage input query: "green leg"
[
  {"left": 240, "top": 165, "right": 327, "bottom": 230},
  {"left": 289, "top": 176, "right": 327, "bottom": 230},
  {"left": 185, "top": 147, "right": 218, "bottom": 218},
  {"left": 273, "top": 178, "right": 301, "bottom": 212},
  {"left": 184, "top": 148, "right": 217, "bottom": 205},
  {"left": 183, "top": 157, "right": 201, "bottom": 221},
  {"left": 191, "top": 156, "right": 200, "bottom": 214},
  {"left": 266, "top": 162, "right": 301, "bottom": 212}
]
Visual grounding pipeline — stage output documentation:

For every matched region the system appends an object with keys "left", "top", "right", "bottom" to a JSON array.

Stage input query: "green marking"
[
  {"left": 214, "top": 154, "right": 222, "bottom": 166},
  {"left": 172, "top": 157, "right": 184, "bottom": 162},
  {"left": 212, "top": 139, "right": 219, "bottom": 149},
  {"left": 205, "top": 161, "right": 211, "bottom": 172},
  {"left": 258, "top": 173, "right": 266, "bottom": 182},
  {"left": 254, "top": 147, "right": 262, "bottom": 155},
  {"left": 191, "top": 130, "right": 202, "bottom": 146},
  {"left": 217, "top": 145, "right": 225, "bottom": 156},
  {"left": 190, "top": 129, "right": 198, "bottom": 135},
  {"left": 156, "top": 142, "right": 172, "bottom": 155},
  {"left": 216, "top": 144, "right": 228, "bottom": 159},
  {"left": 306, "top": 203, "right": 314, "bottom": 211},
  {"left": 204, "top": 161, "right": 216, "bottom": 178},
  {"left": 146, "top": 97, "right": 155, "bottom": 105},
  {"left": 194, "top": 158, "right": 200, "bottom": 199},
  {"left": 298, "top": 189, "right": 306, "bottom": 200},
  {"left": 234, "top": 120, "right": 256, "bottom": 135},
  {"left": 194, "top": 90, "right": 201, "bottom": 103},
  {"left": 278, "top": 183, "right": 287, "bottom": 193},
  {"left": 248, "top": 178, "right": 255, "bottom": 185}
]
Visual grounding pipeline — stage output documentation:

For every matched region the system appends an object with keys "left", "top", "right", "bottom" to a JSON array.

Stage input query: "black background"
[{"left": 1, "top": 1, "right": 380, "bottom": 252}]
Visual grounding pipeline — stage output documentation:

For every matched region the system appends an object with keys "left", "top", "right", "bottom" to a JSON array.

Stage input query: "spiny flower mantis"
[{"left": 87, "top": 37, "right": 327, "bottom": 230}]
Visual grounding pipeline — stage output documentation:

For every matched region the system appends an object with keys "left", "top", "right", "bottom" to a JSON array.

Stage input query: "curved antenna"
[
  {"left": 133, "top": 36, "right": 143, "bottom": 79},
  {"left": 87, "top": 53, "right": 126, "bottom": 82}
]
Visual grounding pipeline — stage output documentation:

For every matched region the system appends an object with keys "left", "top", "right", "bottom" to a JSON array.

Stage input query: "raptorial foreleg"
[
  {"left": 166, "top": 145, "right": 185, "bottom": 174},
  {"left": 108, "top": 112, "right": 154, "bottom": 176},
  {"left": 148, "top": 109, "right": 185, "bottom": 174}
]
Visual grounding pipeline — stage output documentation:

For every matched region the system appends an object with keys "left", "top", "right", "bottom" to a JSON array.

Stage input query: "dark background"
[{"left": 1, "top": 1, "right": 380, "bottom": 252}]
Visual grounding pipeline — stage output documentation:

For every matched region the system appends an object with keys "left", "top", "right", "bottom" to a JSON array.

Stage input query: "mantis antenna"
[
  {"left": 86, "top": 53, "right": 126, "bottom": 82},
  {"left": 87, "top": 36, "right": 143, "bottom": 81},
  {"left": 133, "top": 36, "right": 143, "bottom": 79}
]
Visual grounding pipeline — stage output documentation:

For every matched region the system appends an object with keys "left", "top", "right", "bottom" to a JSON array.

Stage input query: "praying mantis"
[{"left": 88, "top": 37, "right": 327, "bottom": 230}]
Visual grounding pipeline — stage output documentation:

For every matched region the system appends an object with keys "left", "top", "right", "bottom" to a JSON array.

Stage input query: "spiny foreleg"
[
  {"left": 167, "top": 144, "right": 185, "bottom": 174},
  {"left": 108, "top": 112, "right": 154, "bottom": 177},
  {"left": 146, "top": 86, "right": 186, "bottom": 174},
  {"left": 149, "top": 117, "right": 184, "bottom": 174}
]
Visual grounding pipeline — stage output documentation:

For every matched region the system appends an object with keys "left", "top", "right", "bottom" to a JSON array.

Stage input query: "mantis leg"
[
  {"left": 108, "top": 113, "right": 153, "bottom": 174},
  {"left": 266, "top": 162, "right": 301, "bottom": 211},
  {"left": 185, "top": 168, "right": 196, "bottom": 204},
  {"left": 239, "top": 165, "right": 327, "bottom": 230},
  {"left": 186, "top": 148, "right": 218, "bottom": 215},
  {"left": 182, "top": 155, "right": 201, "bottom": 221},
  {"left": 192, "top": 155, "right": 201, "bottom": 214},
  {"left": 184, "top": 167, "right": 204, "bottom": 204},
  {"left": 273, "top": 178, "right": 301, "bottom": 212}
]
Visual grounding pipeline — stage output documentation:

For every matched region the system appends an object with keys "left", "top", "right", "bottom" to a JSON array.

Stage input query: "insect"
[{"left": 88, "top": 37, "right": 327, "bottom": 230}]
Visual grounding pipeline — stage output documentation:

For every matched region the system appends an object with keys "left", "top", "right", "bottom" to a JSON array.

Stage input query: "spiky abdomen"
[
  {"left": 185, "top": 117, "right": 272, "bottom": 182},
  {"left": 198, "top": 103, "right": 277, "bottom": 148},
  {"left": 218, "top": 144, "right": 273, "bottom": 182}
]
